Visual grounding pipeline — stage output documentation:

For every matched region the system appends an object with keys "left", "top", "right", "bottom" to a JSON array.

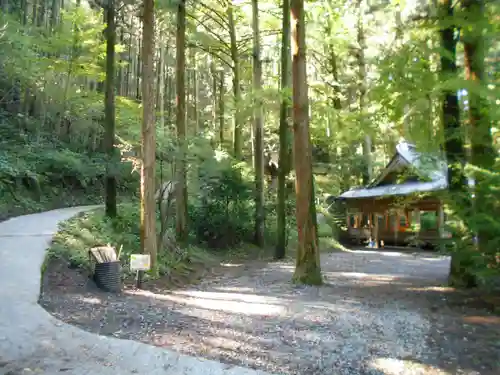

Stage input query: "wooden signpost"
[{"left": 130, "top": 254, "right": 151, "bottom": 288}]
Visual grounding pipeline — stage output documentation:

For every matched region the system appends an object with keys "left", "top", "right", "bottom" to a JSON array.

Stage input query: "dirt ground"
[{"left": 39, "top": 249, "right": 500, "bottom": 375}]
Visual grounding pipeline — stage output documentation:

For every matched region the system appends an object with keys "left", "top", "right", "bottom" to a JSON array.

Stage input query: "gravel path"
[
  {"left": 0, "top": 207, "right": 271, "bottom": 375},
  {"left": 40, "top": 249, "right": 500, "bottom": 375}
]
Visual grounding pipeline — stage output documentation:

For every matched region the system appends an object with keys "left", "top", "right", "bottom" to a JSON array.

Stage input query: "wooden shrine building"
[{"left": 335, "top": 142, "right": 450, "bottom": 248}]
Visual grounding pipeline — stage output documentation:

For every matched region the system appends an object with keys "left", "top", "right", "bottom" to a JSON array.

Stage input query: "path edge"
[{"left": 37, "top": 205, "right": 102, "bottom": 302}]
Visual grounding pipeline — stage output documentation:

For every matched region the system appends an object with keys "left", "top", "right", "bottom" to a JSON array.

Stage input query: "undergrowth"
[
  {"left": 47, "top": 203, "right": 217, "bottom": 283},
  {"left": 0, "top": 115, "right": 138, "bottom": 221}
]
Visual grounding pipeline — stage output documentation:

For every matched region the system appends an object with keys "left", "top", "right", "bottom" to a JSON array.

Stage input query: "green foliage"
[
  {"left": 0, "top": 6, "right": 145, "bottom": 218},
  {"left": 444, "top": 163, "right": 500, "bottom": 290},
  {"left": 48, "top": 203, "right": 214, "bottom": 280},
  {"left": 0, "top": 111, "right": 143, "bottom": 224},
  {"left": 189, "top": 152, "right": 255, "bottom": 248}
]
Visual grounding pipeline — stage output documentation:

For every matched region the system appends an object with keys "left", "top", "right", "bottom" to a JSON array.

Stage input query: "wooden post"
[
  {"left": 369, "top": 212, "right": 374, "bottom": 246},
  {"left": 438, "top": 204, "right": 445, "bottom": 239},
  {"left": 374, "top": 213, "right": 380, "bottom": 248},
  {"left": 413, "top": 208, "right": 421, "bottom": 239},
  {"left": 357, "top": 212, "right": 362, "bottom": 244},
  {"left": 393, "top": 210, "right": 399, "bottom": 245}
]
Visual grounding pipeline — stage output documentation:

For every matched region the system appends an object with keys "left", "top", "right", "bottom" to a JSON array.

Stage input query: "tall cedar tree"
[
  {"left": 228, "top": 3, "right": 242, "bottom": 159},
  {"left": 175, "top": 0, "right": 189, "bottom": 242},
  {"left": 463, "top": 0, "right": 496, "bottom": 261},
  {"left": 104, "top": 0, "right": 117, "bottom": 218},
  {"left": 140, "top": 0, "right": 157, "bottom": 273},
  {"left": 291, "top": 0, "right": 322, "bottom": 285},
  {"left": 438, "top": 0, "right": 470, "bottom": 286},
  {"left": 252, "top": 0, "right": 265, "bottom": 247},
  {"left": 275, "top": 0, "right": 291, "bottom": 259}
]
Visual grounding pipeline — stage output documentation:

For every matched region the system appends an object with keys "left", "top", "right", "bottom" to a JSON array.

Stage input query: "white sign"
[{"left": 130, "top": 254, "right": 151, "bottom": 271}]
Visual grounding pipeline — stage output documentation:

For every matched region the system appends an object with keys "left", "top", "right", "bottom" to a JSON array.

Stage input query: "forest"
[{"left": 0, "top": 0, "right": 499, "bottom": 290}]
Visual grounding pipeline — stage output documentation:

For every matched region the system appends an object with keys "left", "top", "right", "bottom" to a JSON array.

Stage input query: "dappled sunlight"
[
  {"left": 125, "top": 289, "right": 287, "bottom": 316},
  {"left": 370, "top": 357, "right": 451, "bottom": 375},
  {"left": 463, "top": 315, "right": 500, "bottom": 325},
  {"left": 66, "top": 237, "right": 84, "bottom": 247},
  {"left": 345, "top": 249, "right": 410, "bottom": 257},
  {"left": 301, "top": 300, "right": 361, "bottom": 312},
  {"left": 420, "top": 257, "right": 450, "bottom": 262},
  {"left": 319, "top": 237, "right": 350, "bottom": 252},
  {"left": 172, "top": 290, "right": 283, "bottom": 304},
  {"left": 204, "top": 336, "right": 262, "bottom": 354},
  {"left": 272, "top": 264, "right": 295, "bottom": 272},
  {"left": 343, "top": 249, "right": 449, "bottom": 261},
  {"left": 323, "top": 271, "right": 406, "bottom": 286},
  {"left": 77, "top": 296, "right": 102, "bottom": 305},
  {"left": 337, "top": 272, "right": 398, "bottom": 280},
  {"left": 406, "top": 286, "right": 454, "bottom": 293},
  {"left": 219, "top": 263, "right": 243, "bottom": 267},
  {"left": 214, "top": 286, "right": 256, "bottom": 293}
]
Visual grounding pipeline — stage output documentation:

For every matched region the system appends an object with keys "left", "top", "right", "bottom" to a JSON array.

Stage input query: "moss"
[
  {"left": 39, "top": 252, "right": 50, "bottom": 298},
  {"left": 292, "top": 252, "right": 323, "bottom": 286},
  {"left": 292, "top": 266, "right": 323, "bottom": 286},
  {"left": 45, "top": 202, "right": 216, "bottom": 284}
]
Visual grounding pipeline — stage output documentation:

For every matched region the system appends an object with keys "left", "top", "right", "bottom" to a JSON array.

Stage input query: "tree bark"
[
  {"left": 251, "top": 0, "right": 265, "bottom": 247},
  {"left": 50, "top": 0, "right": 59, "bottom": 31},
  {"left": 356, "top": 0, "right": 372, "bottom": 185},
  {"left": 463, "top": 0, "right": 496, "bottom": 266},
  {"left": 291, "top": 0, "right": 322, "bottom": 285},
  {"left": 190, "top": 49, "right": 199, "bottom": 135},
  {"left": 140, "top": 0, "right": 157, "bottom": 275},
  {"left": 158, "top": 25, "right": 165, "bottom": 129},
  {"left": 440, "top": 0, "right": 466, "bottom": 194},
  {"left": 275, "top": 0, "right": 291, "bottom": 259},
  {"left": 104, "top": 0, "right": 117, "bottom": 218},
  {"left": 136, "top": 36, "right": 142, "bottom": 101},
  {"left": 175, "top": 0, "right": 189, "bottom": 242},
  {"left": 438, "top": 0, "right": 469, "bottom": 287},
  {"left": 210, "top": 61, "right": 217, "bottom": 137},
  {"left": 227, "top": 2, "right": 242, "bottom": 159},
  {"left": 219, "top": 69, "right": 225, "bottom": 146}
]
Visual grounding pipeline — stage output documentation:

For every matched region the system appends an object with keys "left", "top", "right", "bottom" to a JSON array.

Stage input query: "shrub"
[
  {"left": 189, "top": 156, "right": 254, "bottom": 249},
  {"left": 47, "top": 203, "right": 214, "bottom": 281}
]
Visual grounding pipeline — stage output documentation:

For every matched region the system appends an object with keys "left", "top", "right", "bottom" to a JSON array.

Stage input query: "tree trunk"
[
  {"left": 158, "top": 25, "right": 165, "bottom": 129},
  {"left": 219, "top": 69, "right": 225, "bottom": 146},
  {"left": 463, "top": 0, "right": 496, "bottom": 266},
  {"left": 175, "top": 0, "right": 189, "bottom": 242},
  {"left": 32, "top": 0, "right": 37, "bottom": 25},
  {"left": 227, "top": 2, "right": 242, "bottom": 159},
  {"left": 193, "top": 54, "right": 199, "bottom": 134},
  {"left": 140, "top": 0, "right": 157, "bottom": 275},
  {"left": 276, "top": 0, "right": 291, "bottom": 259},
  {"left": 187, "top": 49, "right": 198, "bottom": 135},
  {"left": 1, "top": 0, "right": 8, "bottom": 14},
  {"left": 251, "top": 0, "right": 265, "bottom": 247},
  {"left": 136, "top": 36, "right": 142, "bottom": 101},
  {"left": 116, "top": 27, "right": 124, "bottom": 96},
  {"left": 104, "top": 0, "right": 117, "bottom": 218},
  {"left": 438, "top": 0, "right": 469, "bottom": 287},
  {"left": 291, "top": 0, "right": 322, "bottom": 285},
  {"left": 210, "top": 61, "right": 217, "bottom": 130},
  {"left": 21, "top": 0, "right": 28, "bottom": 25},
  {"left": 324, "top": 5, "right": 348, "bottom": 189},
  {"left": 50, "top": 0, "right": 59, "bottom": 31},
  {"left": 37, "top": 0, "right": 45, "bottom": 27},
  {"left": 356, "top": 0, "right": 372, "bottom": 185},
  {"left": 125, "top": 18, "right": 132, "bottom": 96}
]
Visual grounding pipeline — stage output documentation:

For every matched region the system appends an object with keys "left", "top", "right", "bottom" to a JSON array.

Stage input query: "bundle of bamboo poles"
[{"left": 89, "top": 244, "right": 123, "bottom": 263}]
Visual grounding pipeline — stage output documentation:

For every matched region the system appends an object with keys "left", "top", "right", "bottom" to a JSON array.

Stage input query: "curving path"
[{"left": 0, "top": 207, "right": 272, "bottom": 375}]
